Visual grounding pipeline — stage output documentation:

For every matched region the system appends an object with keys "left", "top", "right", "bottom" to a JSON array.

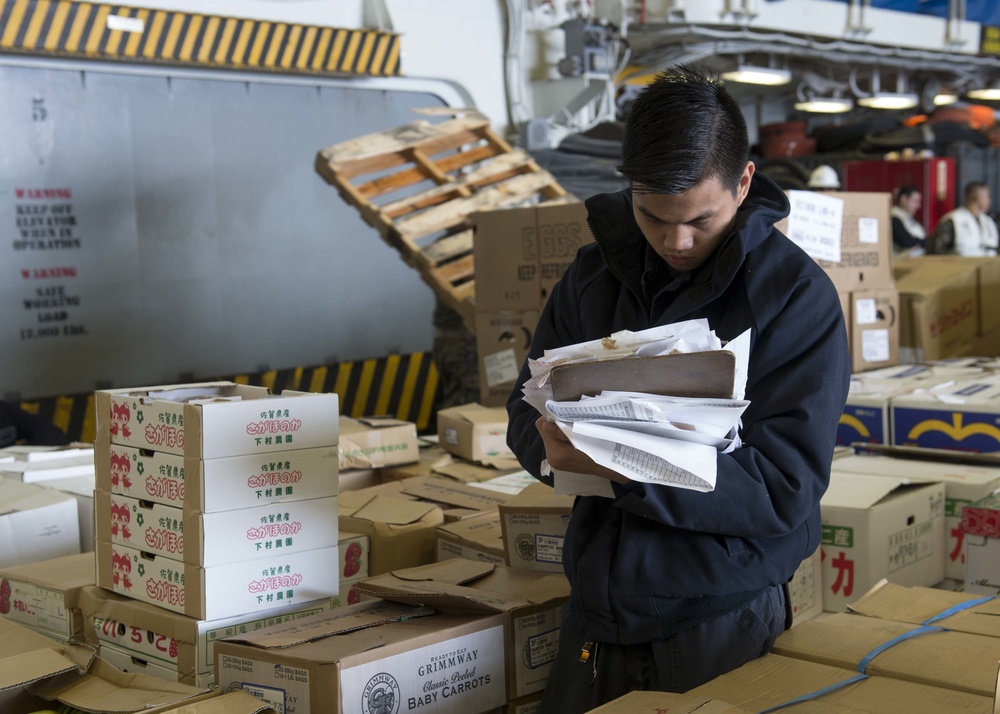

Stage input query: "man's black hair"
[
  {"left": 895, "top": 185, "right": 920, "bottom": 203},
  {"left": 618, "top": 65, "right": 749, "bottom": 196},
  {"left": 965, "top": 181, "right": 989, "bottom": 203}
]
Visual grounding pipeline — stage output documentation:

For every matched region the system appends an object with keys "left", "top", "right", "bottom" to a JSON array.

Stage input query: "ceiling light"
[
  {"left": 722, "top": 65, "right": 792, "bottom": 86},
  {"left": 967, "top": 85, "right": 1000, "bottom": 100},
  {"left": 857, "top": 92, "right": 919, "bottom": 110},
  {"left": 934, "top": 92, "right": 959, "bottom": 105},
  {"left": 794, "top": 97, "right": 854, "bottom": 113}
]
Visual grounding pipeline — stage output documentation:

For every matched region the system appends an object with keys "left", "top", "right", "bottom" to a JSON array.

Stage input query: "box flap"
[
  {"left": 29, "top": 657, "right": 209, "bottom": 714},
  {"left": 153, "top": 691, "right": 279, "bottom": 714},
  {"left": 832, "top": 453, "right": 1000, "bottom": 486},
  {"left": 0, "top": 551, "right": 95, "bottom": 591},
  {"left": 0, "top": 477, "right": 78, "bottom": 514},
  {"left": 350, "top": 495, "right": 439, "bottom": 526},
  {"left": 357, "top": 416, "right": 411, "bottom": 428},
  {"left": 588, "top": 691, "right": 751, "bottom": 713},
  {"left": 389, "top": 559, "right": 496, "bottom": 586},
  {"left": 401, "top": 477, "right": 511, "bottom": 511},
  {"left": 847, "top": 580, "right": 1000, "bottom": 636},
  {"left": 821, "top": 473, "right": 907, "bottom": 508},
  {"left": 0, "top": 647, "right": 80, "bottom": 691},
  {"left": 223, "top": 601, "right": 434, "bottom": 649},
  {"left": 500, "top": 482, "right": 574, "bottom": 510}
]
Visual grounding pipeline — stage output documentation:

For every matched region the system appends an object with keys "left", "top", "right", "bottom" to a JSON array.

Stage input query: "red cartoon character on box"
[
  {"left": 111, "top": 552, "right": 133, "bottom": 590},
  {"left": 109, "top": 451, "right": 133, "bottom": 490},
  {"left": 110, "top": 501, "right": 132, "bottom": 540},
  {"left": 109, "top": 402, "right": 132, "bottom": 439}
]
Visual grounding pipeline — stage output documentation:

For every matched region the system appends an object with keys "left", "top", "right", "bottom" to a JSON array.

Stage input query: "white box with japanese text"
[{"left": 0, "top": 553, "right": 93, "bottom": 641}]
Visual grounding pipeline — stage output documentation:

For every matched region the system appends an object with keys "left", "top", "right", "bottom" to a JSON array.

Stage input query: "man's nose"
[{"left": 662, "top": 225, "right": 695, "bottom": 252}]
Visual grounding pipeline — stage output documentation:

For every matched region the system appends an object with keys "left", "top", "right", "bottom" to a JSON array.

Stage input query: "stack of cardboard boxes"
[{"left": 84, "top": 382, "right": 344, "bottom": 686}]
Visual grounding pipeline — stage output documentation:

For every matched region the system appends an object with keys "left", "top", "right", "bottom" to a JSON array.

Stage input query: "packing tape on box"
[
  {"left": 855, "top": 624, "right": 943, "bottom": 673},
  {"left": 920, "top": 594, "right": 995, "bottom": 626},
  {"left": 758, "top": 672, "right": 869, "bottom": 713}
]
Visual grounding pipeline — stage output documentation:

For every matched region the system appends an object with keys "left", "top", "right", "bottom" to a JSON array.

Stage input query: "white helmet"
[{"left": 808, "top": 165, "right": 841, "bottom": 190}]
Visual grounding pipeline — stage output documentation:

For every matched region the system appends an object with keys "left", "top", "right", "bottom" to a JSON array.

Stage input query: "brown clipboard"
[{"left": 549, "top": 350, "right": 736, "bottom": 402}]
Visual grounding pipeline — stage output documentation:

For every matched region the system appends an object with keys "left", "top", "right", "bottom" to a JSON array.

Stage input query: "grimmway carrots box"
[
  {"left": 95, "top": 491, "right": 340, "bottom": 567},
  {"left": 95, "top": 383, "right": 339, "bottom": 459},
  {"left": 0, "top": 552, "right": 94, "bottom": 641},
  {"left": 215, "top": 601, "right": 507, "bottom": 714},
  {"left": 95, "top": 443, "right": 339, "bottom": 512},
  {"left": 96, "top": 540, "right": 339, "bottom": 621},
  {"left": 78, "top": 583, "right": 332, "bottom": 682}
]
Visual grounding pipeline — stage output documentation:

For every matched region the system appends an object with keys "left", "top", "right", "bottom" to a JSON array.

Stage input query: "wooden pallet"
[{"left": 315, "top": 108, "right": 569, "bottom": 328}]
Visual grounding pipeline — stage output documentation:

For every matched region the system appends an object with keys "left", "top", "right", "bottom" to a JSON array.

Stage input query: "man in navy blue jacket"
[{"left": 506, "top": 66, "right": 851, "bottom": 712}]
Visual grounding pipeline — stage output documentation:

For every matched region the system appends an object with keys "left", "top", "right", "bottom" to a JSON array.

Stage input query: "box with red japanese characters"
[
  {"left": 96, "top": 540, "right": 340, "bottom": 621},
  {"left": 77, "top": 583, "right": 333, "bottom": 685},
  {"left": 95, "top": 491, "right": 340, "bottom": 567},
  {"left": 832, "top": 452, "right": 1000, "bottom": 581},
  {"left": 0, "top": 552, "right": 94, "bottom": 642},
  {"left": 95, "top": 443, "right": 339, "bottom": 512},
  {"left": 819, "top": 472, "right": 945, "bottom": 612},
  {"left": 95, "top": 383, "right": 339, "bottom": 459},
  {"left": 962, "top": 492, "right": 1000, "bottom": 595}
]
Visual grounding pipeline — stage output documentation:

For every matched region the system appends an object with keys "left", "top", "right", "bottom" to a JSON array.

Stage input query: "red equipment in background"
[{"left": 842, "top": 158, "right": 956, "bottom": 233}]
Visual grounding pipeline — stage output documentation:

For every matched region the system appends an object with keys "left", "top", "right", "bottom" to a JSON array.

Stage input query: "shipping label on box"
[
  {"left": 499, "top": 484, "right": 573, "bottom": 574},
  {"left": 511, "top": 605, "right": 561, "bottom": 698},
  {"left": 891, "top": 380, "right": 1000, "bottom": 453},
  {"left": 820, "top": 474, "right": 945, "bottom": 612},
  {"left": 96, "top": 541, "right": 339, "bottom": 621},
  {"left": 850, "top": 288, "right": 899, "bottom": 371},
  {"left": 338, "top": 416, "right": 419, "bottom": 470},
  {"left": 338, "top": 532, "right": 368, "bottom": 581},
  {"left": 963, "top": 493, "right": 1000, "bottom": 595},
  {"left": 833, "top": 453, "right": 1000, "bottom": 580},
  {"left": 96, "top": 492, "right": 340, "bottom": 567},
  {"left": 96, "top": 444, "right": 339, "bottom": 512},
  {"left": 96, "top": 383, "right": 339, "bottom": 459},
  {"left": 473, "top": 202, "right": 590, "bottom": 313},
  {"left": 475, "top": 310, "right": 539, "bottom": 408},
  {"left": 788, "top": 548, "right": 822, "bottom": 625},
  {"left": 0, "top": 553, "right": 93, "bottom": 640}
]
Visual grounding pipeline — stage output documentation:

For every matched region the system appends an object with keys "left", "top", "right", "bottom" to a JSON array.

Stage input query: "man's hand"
[{"left": 535, "top": 416, "right": 630, "bottom": 484}]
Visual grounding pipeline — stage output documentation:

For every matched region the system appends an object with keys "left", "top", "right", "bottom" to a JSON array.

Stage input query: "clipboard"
[{"left": 549, "top": 350, "right": 736, "bottom": 402}]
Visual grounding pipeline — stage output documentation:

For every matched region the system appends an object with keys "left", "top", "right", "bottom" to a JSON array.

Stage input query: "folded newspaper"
[{"left": 521, "top": 319, "right": 750, "bottom": 496}]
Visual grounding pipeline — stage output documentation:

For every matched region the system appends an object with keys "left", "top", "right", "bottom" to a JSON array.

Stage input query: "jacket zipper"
[{"left": 587, "top": 214, "right": 651, "bottom": 327}]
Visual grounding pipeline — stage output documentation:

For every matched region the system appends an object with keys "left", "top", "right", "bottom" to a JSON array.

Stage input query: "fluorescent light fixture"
[
  {"left": 967, "top": 86, "right": 1000, "bottom": 100},
  {"left": 857, "top": 92, "right": 919, "bottom": 110},
  {"left": 794, "top": 97, "right": 854, "bottom": 113},
  {"left": 722, "top": 65, "right": 792, "bottom": 86},
  {"left": 934, "top": 92, "right": 959, "bottom": 105}
]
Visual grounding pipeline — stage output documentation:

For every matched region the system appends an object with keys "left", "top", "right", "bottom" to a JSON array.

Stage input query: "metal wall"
[{"left": 0, "top": 57, "right": 449, "bottom": 399}]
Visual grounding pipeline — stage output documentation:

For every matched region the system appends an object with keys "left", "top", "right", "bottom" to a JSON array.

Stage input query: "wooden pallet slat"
[{"left": 315, "top": 110, "right": 570, "bottom": 330}]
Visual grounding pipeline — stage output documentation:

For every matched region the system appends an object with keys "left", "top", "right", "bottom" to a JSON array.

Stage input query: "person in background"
[
  {"left": 0, "top": 400, "right": 70, "bottom": 448},
  {"left": 891, "top": 185, "right": 926, "bottom": 257},
  {"left": 806, "top": 164, "right": 841, "bottom": 191},
  {"left": 506, "top": 66, "right": 850, "bottom": 713},
  {"left": 929, "top": 181, "right": 999, "bottom": 256}
]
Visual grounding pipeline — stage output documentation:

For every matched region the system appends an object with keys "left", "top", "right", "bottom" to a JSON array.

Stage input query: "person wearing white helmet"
[{"left": 807, "top": 164, "right": 841, "bottom": 191}]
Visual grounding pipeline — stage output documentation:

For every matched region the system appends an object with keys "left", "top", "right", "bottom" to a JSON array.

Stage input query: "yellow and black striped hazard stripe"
[
  {"left": 20, "top": 351, "right": 438, "bottom": 443},
  {"left": 0, "top": 0, "right": 401, "bottom": 77}
]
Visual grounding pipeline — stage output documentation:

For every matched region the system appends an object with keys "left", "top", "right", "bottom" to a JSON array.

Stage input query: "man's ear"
[{"left": 738, "top": 162, "right": 755, "bottom": 205}]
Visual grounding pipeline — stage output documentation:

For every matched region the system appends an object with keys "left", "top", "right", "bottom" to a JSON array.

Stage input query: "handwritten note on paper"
[{"left": 786, "top": 191, "right": 845, "bottom": 263}]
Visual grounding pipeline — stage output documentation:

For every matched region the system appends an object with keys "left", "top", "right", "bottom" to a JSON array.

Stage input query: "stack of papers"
[{"left": 520, "top": 319, "right": 751, "bottom": 497}]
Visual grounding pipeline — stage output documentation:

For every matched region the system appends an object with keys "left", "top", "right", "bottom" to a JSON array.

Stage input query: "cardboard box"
[
  {"left": 437, "top": 513, "right": 507, "bottom": 565},
  {"left": 398, "top": 475, "right": 512, "bottom": 520},
  {"left": 329, "top": 576, "right": 377, "bottom": 610},
  {"left": 437, "top": 403, "right": 517, "bottom": 465},
  {"left": 890, "top": 377, "right": 1000, "bottom": 452},
  {"left": 894, "top": 260, "right": 979, "bottom": 362},
  {"left": 503, "top": 693, "right": 544, "bottom": 714},
  {"left": 79, "top": 583, "right": 333, "bottom": 682},
  {"left": 358, "top": 559, "right": 570, "bottom": 699},
  {"left": 686, "top": 651, "right": 994, "bottom": 713},
  {"left": 499, "top": 483, "right": 574, "bottom": 573},
  {"left": 904, "top": 255, "right": 1000, "bottom": 337},
  {"left": 771, "top": 611, "right": 1000, "bottom": 697},
  {"left": 819, "top": 473, "right": 945, "bottom": 612},
  {"left": 152, "top": 691, "right": 280, "bottom": 714},
  {"left": 95, "top": 491, "right": 340, "bottom": 567},
  {"left": 95, "top": 443, "right": 339, "bottom": 512},
  {"left": 788, "top": 548, "right": 823, "bottom": 626},
  {"left": 338, "top": 490, "right": 444, "bottom": 576},
  {"left": 475, "top": 309, "right": 539, "bottom": 407},
  {"left": 0, "top": 616, "right": 211, "bottom": 714},
  {"left": 849, "top": 580, "right": 1000, "bottom": 638},
  {"left": 338, "top": 468, "right": 380, "bottom": 491},
  {"left": 590, "top": 691, "right": 751, "bottom": 713},
  {"left": 0, "top": 452, "right": 94, "bottom": 483},
  {"left": 472, "top": 201, "right": 590, "bottom": 313},
  {"left": 99, "top": 641, "right": 215, "bottom": 688},
  {"left": 776, "top": 192, "right": 895, "bottom": 293},
  {"left": 0, "top": 552, "right": 93, "bottom": 641},
  {"left": 831, "top": 453, "right": 1000, "bottom": 580},
  {"left": 214, "top": 601, "right": 508, "bottom": 714},
  {"left": 338, "top": 531, "right": 369, "bottom": 581},
  {"left": 962, "top": 492, "right": 1000, "bottom": 595},
  {"left": 379, "top": 444, "right": 453, "bottom": 482},
  {"left": 43, "top": 474, "right": 95, "bottom": 552},
  {"left": 96, "top": 540, "right": 340, "bottom": 621},
  {"left": 338, "top": 416, "right": 419, "bottom": 470},
  {"left": 845, "top": 288, "right": 900, "bottom": 372},
  {"left": 433, "top": 454, "right": 524, "bottom": 486},
  {"left": 95, "top": 383, "right": 339, "bottom": 459},
  {"left": 0, "top": 477, "right": 81, "bottom": 568}
]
